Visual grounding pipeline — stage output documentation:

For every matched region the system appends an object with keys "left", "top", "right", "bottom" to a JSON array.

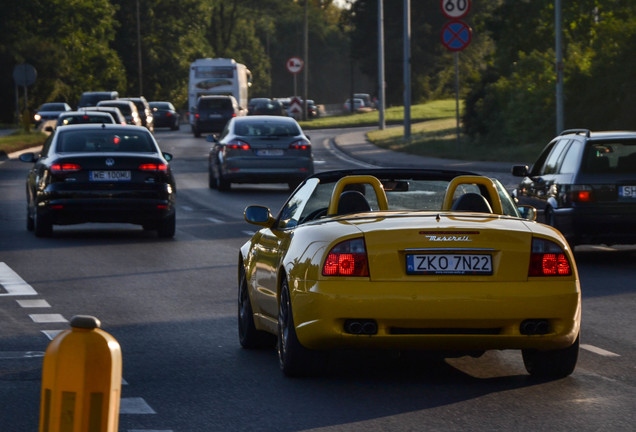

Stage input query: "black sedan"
[
  {"left": 512, "top": 129, "right": 636, "bottom": 246},
  {"left": 208, "top": 116, "right": 313, "bottom": 191},
  {"left": 149, "top": 101, "right": 180, "bottom": 130},
  {"left": 19, "top": 124, "right": 176, "bottom": 237}
]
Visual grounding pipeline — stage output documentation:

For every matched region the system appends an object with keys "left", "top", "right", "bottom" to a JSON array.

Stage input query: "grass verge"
[{"left": 0, "top": 130, "right": 47, "bottom": 157}]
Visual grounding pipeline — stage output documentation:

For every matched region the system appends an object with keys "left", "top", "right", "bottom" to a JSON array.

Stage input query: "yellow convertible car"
[{"left": 239, "top": 169, "right": 581, "bottom": 378}]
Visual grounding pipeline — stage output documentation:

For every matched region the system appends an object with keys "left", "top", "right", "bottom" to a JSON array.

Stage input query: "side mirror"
[
  {"left": 19, "top": 153, "right": 36, "bottom": 163},
  {"left": 512, "top": 165, "right": 529, "bottom": 177},
  {"left": 162, "top": 152, "right": 173, "bottom": 161},
  {"left": 206, "top": 135, "right": 218, "bottom": 143},
  {"left": 517, "top": 205, "right": 537, "bottom": 221},
  {"left": 244, "top": 205, "right": 275, "bottom": 227}
]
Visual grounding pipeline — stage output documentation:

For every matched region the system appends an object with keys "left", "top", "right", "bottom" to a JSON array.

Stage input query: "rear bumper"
[
  {"left": 221, "top": 159, "right": 313, "bottom": 184},
  {"left": 36, "top": 188, "right": 175, "bottom": 225},
  {"left": 556, "top": 205, "right": 636, "bottom": 245},
  {"left": 290, "top": 277, "right": 581, "bottom": 352}
]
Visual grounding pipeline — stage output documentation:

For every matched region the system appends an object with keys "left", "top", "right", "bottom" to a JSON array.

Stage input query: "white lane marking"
[
  {"left": 326, "top": 138, "right": 377, "bottom": 168},
  {"left": 16, "top": 299, "right": 50, "bottom": 308},
  {"left": 181, "top": 205, "right": 193, "bottom": 211},
  {"left": 0, "top": 351, "right": 45, "bottom": 359},
  {"left": 206, "top": 217, "right": 224, "bottom": 223},
  {"left": 242, "top": 231, "right": 256, "bottom": 236},
  {"left": 581, "top": 344, "right": 620, "bottom": 357},
  {"left": 41, "top": 330, "right": 65, "bottom": 340},
  {"left": 29, "top": 314, "right": 68, "bottom": 323},
  {"left": 119, "top": 397, "right": 156, "bottom": 414},
  {"left": 0, "top": 262, "right": 37, "bottom": 296}
]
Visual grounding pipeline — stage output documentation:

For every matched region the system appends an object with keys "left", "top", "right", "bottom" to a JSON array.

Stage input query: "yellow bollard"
[{"left": 39, "top": 315, "right": 122, "bottom": 432}]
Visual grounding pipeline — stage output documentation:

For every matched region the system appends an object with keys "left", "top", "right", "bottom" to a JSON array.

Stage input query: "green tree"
[
  {"left": 464, "top": 0, "right": 636, "bottom": 147},
  {"left": 0, "top": 0, "right": 123, "bottom": 120}
]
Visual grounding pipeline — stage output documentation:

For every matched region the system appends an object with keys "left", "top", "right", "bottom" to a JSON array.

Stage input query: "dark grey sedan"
[{"left": 208, "top": 116, "right": 314, "bottom": 191}]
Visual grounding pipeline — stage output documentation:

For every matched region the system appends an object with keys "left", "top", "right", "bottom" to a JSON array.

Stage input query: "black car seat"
[
  {"left": 337, "top": 190, "right": 372, "bottom": 215},
  {"left": 451, "top": 193, "right": 493, "bottom": 213}
]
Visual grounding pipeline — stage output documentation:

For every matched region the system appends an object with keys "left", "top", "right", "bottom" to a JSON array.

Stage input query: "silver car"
[{"left": 208, "top": 116, "right": 314, "bottom": 191}]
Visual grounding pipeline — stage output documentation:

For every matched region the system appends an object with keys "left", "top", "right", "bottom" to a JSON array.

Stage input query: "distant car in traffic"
[
  {"left": 55, "top": 111, "right": 116, "bottom": 128},
  {"left": 248, "top": 99, "right": 286, "bottom": 116},
  {"left": 306, "top": 99, "right": 319, "bottom": 118},
  {"left": 247, "top": 98, "right": 271, "bottom": 115},
  {"left": 121, "top": 97, "right": 154, "bottom": 133},
  {"left": 97, "top": 100, "right": 142, "bottom": 127},
  {"left": 512, "top": 129, "right": 636, "bottom": 246},
  {"left": 77, "top": 91, "right": 119, "bottom": 108},
  {"left": 208, "top": 115, "right": 313, "bottom": 191},
  {"left": 192, "top": 95, "right": 242, "bottom": 137},
  {"left": 79, "top": 106, "right": 127, "bottom": 126},
  {"left": 149, "top": 101, "right": 180, "bottom": 130},
  {"left": 343, "top": 98, "right": 365, "bottom": 112},
  {"left": 33, "top": 102, "right": 72, "bottom": 127},
  {"left": 19, "top": 124, "right": 176, "bottom": 237}
]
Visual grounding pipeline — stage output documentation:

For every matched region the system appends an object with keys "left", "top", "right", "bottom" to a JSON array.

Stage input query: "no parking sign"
[{"left": 441, "top": 20, "right": 472, "bottom": 52}]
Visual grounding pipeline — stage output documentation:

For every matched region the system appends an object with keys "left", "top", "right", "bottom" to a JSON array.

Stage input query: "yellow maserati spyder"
[{"left": 239, "top": 169, "right": 581, "bottom": 378}]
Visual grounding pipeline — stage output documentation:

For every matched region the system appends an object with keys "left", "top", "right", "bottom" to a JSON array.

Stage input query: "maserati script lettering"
[{"left": 425, "top": 235, "right": 472, "bottom": 242}]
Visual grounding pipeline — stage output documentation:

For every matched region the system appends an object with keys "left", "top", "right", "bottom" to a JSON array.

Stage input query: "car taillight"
[
  {"left": 529, "top": 238, "right": 572, "bottom": 276},
  {"left": 50, "top": 163, "right": 81, "bottom": 173},
  {"left": 568, "top": 185, "right": 594, "bottom": 202},
  {"left": 139, "top": 163, "right": 168, "bottom": 172},
  {"left": 322, "top": 238, "right": 369, "bottom": 277},
  {"left": 195, "top": 113, "right": 200, "bottom": 119},
  {"left": 225, "top": 140, "right": 251, "bottom": 150},
  {"left": 289, "top": 140, "right": 310, "bottom": 150}
]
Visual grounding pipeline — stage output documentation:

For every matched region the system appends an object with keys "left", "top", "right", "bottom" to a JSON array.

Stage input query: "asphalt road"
[{"left": 0, "top": 127, "right": 635, "bottom": 432}]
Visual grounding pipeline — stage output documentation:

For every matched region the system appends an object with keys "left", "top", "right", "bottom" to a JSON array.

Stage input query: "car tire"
[
  {"left": 34, "top": 210, "right": 52, "bottom": 237},
  {"left": 171, "top": 123, "right": 179, "bottom": 131},
  {"left": 208, "top": 167, "right": 217, "bottom": 189},
  {"left": 156, "top": 213, "right": 176, "bottom": 238},
  {"left": 522, "top": 334, "right": 579, "bottom": 379},
  {"left": 217, "top": 170, "right": 230, "bottom": 192},
  {"left": 238, "top": 266, "right": 276, "bottom": 349},
  {"left": 27, "top": 209, "right": 34, "bottom": 232},
  {"left": 194, "top": 127, "right": 201, "bottom": 138},
  {"left": 277, "top": 277, "right": 326, "bottom": 377}
]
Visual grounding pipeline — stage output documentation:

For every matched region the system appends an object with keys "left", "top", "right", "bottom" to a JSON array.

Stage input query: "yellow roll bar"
[{"left": 441, "top": 175, "right": 504, "bottom": 214}]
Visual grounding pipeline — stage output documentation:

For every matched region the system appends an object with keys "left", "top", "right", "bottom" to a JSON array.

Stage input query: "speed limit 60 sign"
[{"left": 441, "top": 0, "right": 471, "bottom": 19}]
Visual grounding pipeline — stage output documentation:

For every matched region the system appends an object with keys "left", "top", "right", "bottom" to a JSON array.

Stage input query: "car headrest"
[
  {"left": 337, "top": 190, "right": 371, "bottom": 215},
  {"left": 451, "top": 193, "right": 493, "bottom": 213}
]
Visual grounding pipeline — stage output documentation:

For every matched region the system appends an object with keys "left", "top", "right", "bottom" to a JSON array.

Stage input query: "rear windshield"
[
  {"left": 98, "top": 102, "right": 132, "bottom": 115},
  {"left": 582, "top": 140, "right": 636, "bottom": 174},
  {"left": 199, "top": 98, "right": 232, "bottom": 110},
  {"left": 234, "top": 121, "right": 301, "bottom": 137},
  {"left": 56, "top": 130, "right": 156, "bottom": 153},
  {"left": 58, "top": 114, "right": 114, "bottom": 126}
]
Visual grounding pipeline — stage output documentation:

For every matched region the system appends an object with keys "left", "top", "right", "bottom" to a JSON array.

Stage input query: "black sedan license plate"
[
  {"left": 406, "top": 254, "right": 492, "bottom": 275},
  {"left": 90, "top": 170, "right": 131, "bottom": 181}
]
